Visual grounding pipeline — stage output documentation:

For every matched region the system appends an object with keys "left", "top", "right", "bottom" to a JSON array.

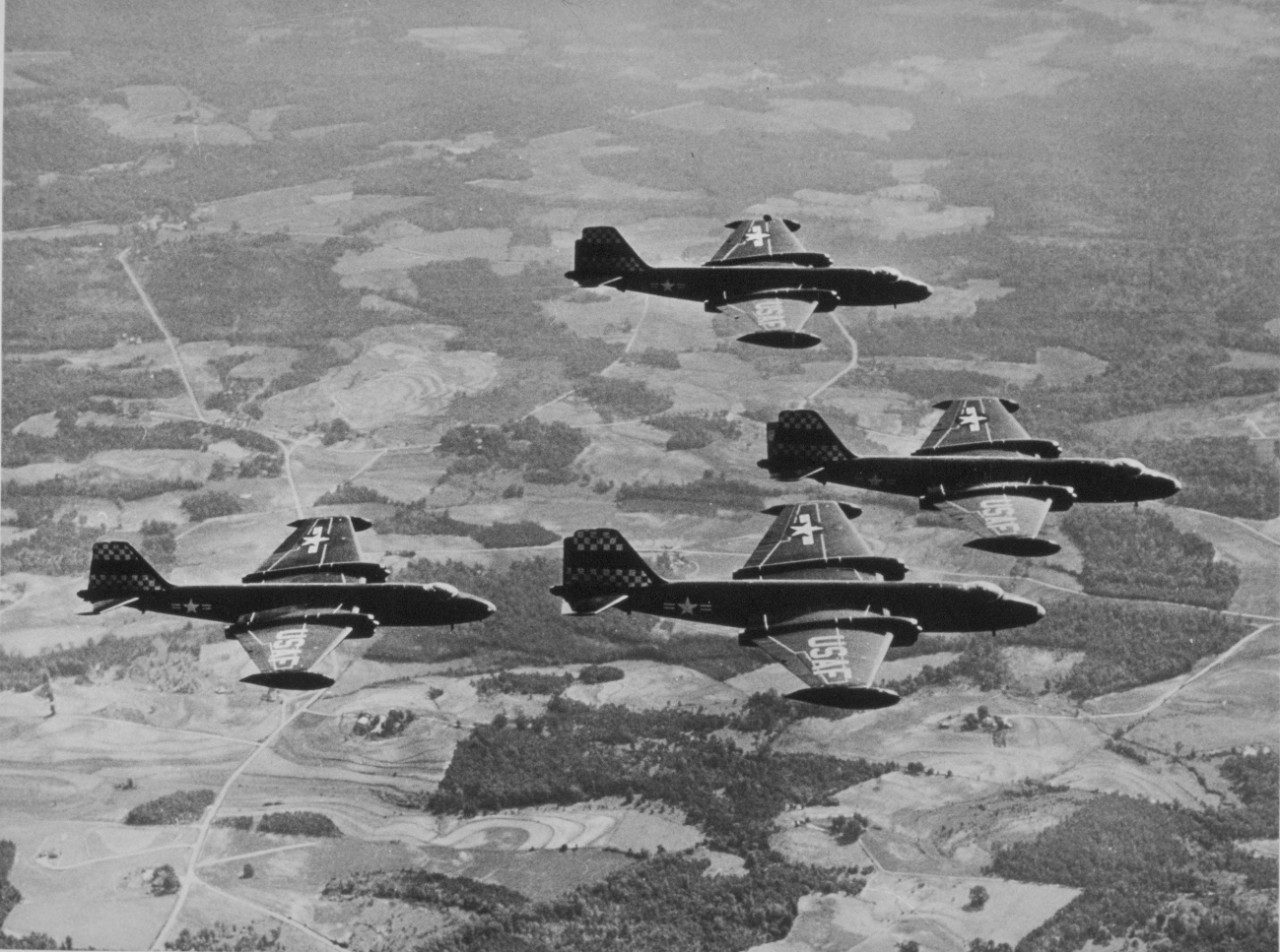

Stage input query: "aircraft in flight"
[
  {"left": 78, "top": 515, "right": 495, "bottom": 690},
  {"left": 762, "top": 399, "right": 1182, "bottom": 557},
  {"left": 565, "top": 215, "right": 932, "bottom": 349},
  {"left": 551, "top": 500, "right": 1043, "bottom": 710}
]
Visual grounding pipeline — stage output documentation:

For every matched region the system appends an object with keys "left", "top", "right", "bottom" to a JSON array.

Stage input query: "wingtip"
[
  {"left": 785, "top": 686, "right": 901, "bottom": 710},
  {"left": 738, "top": 330, "right": 822, "bottom": 349},
  {"left": 964, "top": 536, "right": 1061, "bottom": 558},
  {"left": 241, "top": 671, "right": 335, "bottom": 691}
]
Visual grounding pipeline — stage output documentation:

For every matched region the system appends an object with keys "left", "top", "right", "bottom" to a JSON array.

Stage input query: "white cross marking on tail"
[
  {"left": 957, "top": 405, "right": 987, "bottom": 432},
  {"left": 788, "top": 513, "right": 823, "bottom": 545},
  {"left": 744, "top": 223, "right": 768, "bottom": 247},
  {"left": 302, "top": 524, "right": 330, "bottom": 554}
]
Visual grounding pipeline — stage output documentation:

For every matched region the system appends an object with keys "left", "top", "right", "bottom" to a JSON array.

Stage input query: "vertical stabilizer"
[
  {"left": 553, "top": 528, "right": 664, "bottom": 612},
  {"left": 764, "top": 409, "right": 856, "bottom": 479},
  {"left": 566, "top": 227, "right": 651, "bottom": 286},
  {"left": 80, "top": 541, "right": 172, "bottom": 602}
]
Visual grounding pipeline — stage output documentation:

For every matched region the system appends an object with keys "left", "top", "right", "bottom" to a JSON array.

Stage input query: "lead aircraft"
[
  {"left": 78, "top": 515, "right": 494, "bottom": 689},
  {"left": 565, "top": 215, "right": 931, "bottom": 349},
  {"left": 551, "top": 501, "right": 1043, "bottom": 709},
  {"left": 763, "top": 400, "right": 1182, "bottom": 556}
]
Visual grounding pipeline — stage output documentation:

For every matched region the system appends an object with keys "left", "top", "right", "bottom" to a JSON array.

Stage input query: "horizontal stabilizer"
[
  {"left": 964, "top": 536, "right": 1062, "bottom": 558},
  {"left": 78, "top": 596, "right": 138, "bottom": 615},
  {"left": 785, "top": 686, "right": 901, "bottom": 710},
  {"left": 241, "top": 670, "right": 335, "bottom": 691},
  {"left": 559, "top": 593, "right": 628, "bottom": 616}
]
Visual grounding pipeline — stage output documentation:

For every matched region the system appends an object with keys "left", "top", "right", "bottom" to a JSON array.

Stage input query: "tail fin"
[
  {"left": 763, "top": 409, "right": 856, "bottom": 479},
  {"left": 552, "top": 528, "right": 664, "bottom": 614},
  {"left": 80, "top": 541, "right": 171, "bottom": 606},
  {"left": 566, "top": 227, "right": 651, "bottom": 286}
]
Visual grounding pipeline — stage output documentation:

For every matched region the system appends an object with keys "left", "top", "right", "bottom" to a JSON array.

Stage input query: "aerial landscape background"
[{"left": 1, "top": 0, "right": 1278, "bottom": 949}]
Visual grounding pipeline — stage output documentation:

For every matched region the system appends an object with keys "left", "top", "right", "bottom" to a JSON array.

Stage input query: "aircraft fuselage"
[
  {"left": 612, "top": 578, "right": 1043, "bottom": 632},
  {"left": 122, "top": 582, "right": 495, "bottom": 628},
  {"left": 611, "top": 264, "right": 931, "bottom": 309},
  {"left": 816, "top": 455, "right": 1181, "bottom": 504}
]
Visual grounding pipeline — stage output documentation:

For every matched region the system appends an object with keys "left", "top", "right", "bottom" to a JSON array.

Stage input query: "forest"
[
  {"left": 323, "top": 869, "right": 525, "bottom": 916},
  {"left": 383, "top": 503, "right": 558, "bottom": 549},
  {"left": 989, "top": 789, "right": 1277, "bottom": 952},
  {"left": 422, "top": 696, "right": 894, "bottom": 855},
  {"left": 615, "top": 472, "right": 768, "bottom": 515},
  {"left": 256, "top": 812, "right": 342, "bottom": 838},
  {"left": 645, "top": 411, "right": 742, "bottom": 452},
  {"left": 1061, "top": 508, "right": 1240, "bottom": 609},
  {"left": 1125, "top": 437, "right": 1279, "bottom": 521},
  {"left": 437, "top": 417, "right": 588, "bottom": 484},
  {"left": 424, "top": 853, "right": 864, "bottom": 952},
  {"left": 124, "top": 789, "right": 216, "bottom": 825},
  {"left": 0, "top": 625, "right": 215, "bottom": 693}
]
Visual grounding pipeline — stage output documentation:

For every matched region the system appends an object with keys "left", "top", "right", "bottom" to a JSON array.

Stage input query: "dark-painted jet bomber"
[
  {"left": 78, "top": 515, "right": 495, "bottom": 690},
  {"left": 551, "top": 501, "right": 1043, "bottom": 710},
  {"left": 565, "top": 215, "right": 932, "bottom": 349},
  {"left": 762, "top": 399, "right": 1182, "bottom": 557}
]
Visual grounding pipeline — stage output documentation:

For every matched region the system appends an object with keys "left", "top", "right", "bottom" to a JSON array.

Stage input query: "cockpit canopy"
[
  {"left": 871, "top": 267, "right": 904, "bottom": 279},
  {"left": 1111, "top": 458, "right": 1147, "bottom": 475},
  {"left": 961, "top": 581, "right": 1004, "bottom": 600},
  {"left": 421, "top": 582, "right": 460, "bottom": 598}
]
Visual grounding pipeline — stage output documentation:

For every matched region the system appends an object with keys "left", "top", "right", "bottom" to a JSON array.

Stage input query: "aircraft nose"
[
  {"left": 904, "top": 279, "right": 932, "bottom": 302},
  {"left": 466, "top": 597, "right": 497, "bottom": 622},
  {"left": 1155, "top": 472, "right": 1182, "bottom": 498},
  {"left": 1003, "top": 594, "right": 1045, "bottom": 629}
]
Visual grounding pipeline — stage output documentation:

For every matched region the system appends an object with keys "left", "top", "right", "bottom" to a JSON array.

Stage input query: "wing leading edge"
[
  {"left": 915, "top": 398, "right": 1061, "bottom": 459},
  {"left": 735, "top": 500, "right": 906, "bottom": 581},
  {"left": 242, "top": 515, "right": 389, "bottom": 583},
  {"left": 706, "top": 215, "right": 830, "bottom": 268}
]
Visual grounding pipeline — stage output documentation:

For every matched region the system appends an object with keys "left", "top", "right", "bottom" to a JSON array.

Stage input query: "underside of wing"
[
  {"left": 922, "top": 487, "right": 1061, "bottom": 556},
  {"left": 231, "top": 615, "right": 355, "bottom": 689},
  {"left": 915, "top": 397, "right": 1060, "bottom": 458},
  {"left": 718, "top": 294, "right": 824, "bottom": 348},
  {"left": 741, "top": 611, "right": 909, "bottom": 709},
  {"left": 242, "top": 515, "right": 388, "bottom": 583}
]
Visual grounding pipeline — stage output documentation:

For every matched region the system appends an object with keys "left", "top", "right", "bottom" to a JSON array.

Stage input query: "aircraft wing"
[
  {"left": 742, "top": 610, "right": 905, "bottom": 709},
  {"left": 915, "top": 398, "right": 1060, "bottom": 458},
  {"left": 922, "top": 487, "right": 1062, "bottom": 557},
  {"left": 242, "top": 515, "right": 388, "bottom": 583},
  {"left": 230, "top": 614, "right": 356, "bottom": 690},
  {"left": 709, "top": 215, "right": 808, "bottom": 262},
  {"left": 735, "top": 500, "right": 907, "bottom": 581},
  {"left": 718, "top": 294, "right": 824, "bottom": 348}
]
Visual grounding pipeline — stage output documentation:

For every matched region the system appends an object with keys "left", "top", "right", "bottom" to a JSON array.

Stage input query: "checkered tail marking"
[
  {"left": 574, "top": 227, "right": 649, "bottom": 276},
  {"left": 563, "top": 529, "right": 658, "bottom": 590},
  {"left": 768, "top": 409, "right": 854, "bottom": 469},
  {"left": 86, "top": 541, "right": 172, "bottom": 594}
]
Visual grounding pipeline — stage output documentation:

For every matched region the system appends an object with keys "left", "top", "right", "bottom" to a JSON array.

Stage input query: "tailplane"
[
  {"left": 762, "top": 409, "right": 856, "bottom": 480},
  {"left": 79, "top": 541, "right": 171, "bottom": 610},
  {"left": 566, "top": 227, "right": 652, "bottom": 286},
  {"left": 551, "top": 528, "right": 665, "bottom": 614}
]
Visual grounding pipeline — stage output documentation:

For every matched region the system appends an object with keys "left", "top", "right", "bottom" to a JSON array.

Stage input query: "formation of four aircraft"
[{"left": 79, "top": 215, "right": 1180, "bottom": 708}]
